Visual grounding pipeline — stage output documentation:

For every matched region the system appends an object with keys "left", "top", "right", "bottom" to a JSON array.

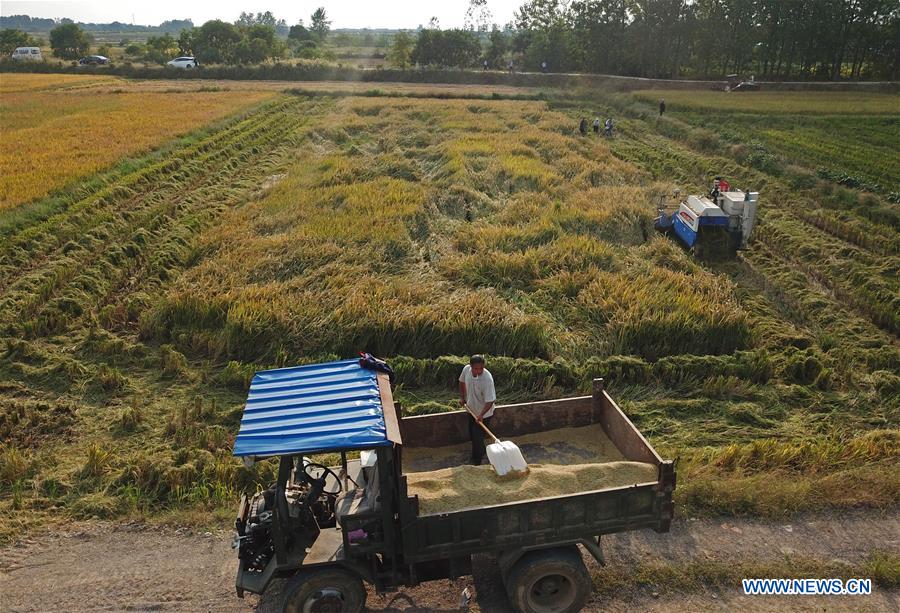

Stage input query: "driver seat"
[{"left": 335, "top": 464, "right": 380, "bottom": 520}]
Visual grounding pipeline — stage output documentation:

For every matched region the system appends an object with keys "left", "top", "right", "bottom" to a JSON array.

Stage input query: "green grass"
[
  {"left": 630, "top": 90, "right": 900, "bottom": 196},
  {"left": 633, "top": 90, "right": 900, "bottom": 115}
]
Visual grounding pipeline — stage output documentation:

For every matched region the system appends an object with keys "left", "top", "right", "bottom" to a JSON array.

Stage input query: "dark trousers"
[{"left": 469, "top": 415, "right": 493, "bottom": 465}]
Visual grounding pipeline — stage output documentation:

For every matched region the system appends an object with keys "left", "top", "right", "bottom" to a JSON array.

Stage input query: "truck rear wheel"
[
  {"left": 505, "top": 546, "right": 591, "bottom": 613},
  {"left": 281, "top": 568, "right": 366, "bottom": 613}
]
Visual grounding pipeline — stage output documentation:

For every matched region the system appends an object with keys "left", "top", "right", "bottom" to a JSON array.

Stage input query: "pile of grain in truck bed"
[
  {"left": 403, "top": 422, "right": 629, "bottom": 473},
  {"left": 407, "top": 461, "right": 658, "bottom": 515},
  {"left": 402, "top": 423, "right": 658, "bottom": 515}
]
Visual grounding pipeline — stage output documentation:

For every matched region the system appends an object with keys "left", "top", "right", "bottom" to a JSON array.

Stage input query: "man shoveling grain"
[{"left": 458, "top": 355, "right": 496, "bottom": 466}]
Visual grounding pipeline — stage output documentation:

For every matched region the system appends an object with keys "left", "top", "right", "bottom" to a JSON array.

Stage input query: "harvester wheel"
[
  {"left": 505, "top": 546, "right": 591, "bottom": 613},
  {"left": 281, "top": 568, "right": 366, "bottom": 613}
]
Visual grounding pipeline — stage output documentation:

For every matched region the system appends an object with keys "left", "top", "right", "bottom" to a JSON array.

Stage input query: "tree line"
[
  {"left": 0, "top": 14, "right": 192, "bottom": 33},
  {"left": 506, "top": 0, "right": 899, "bottom": 80},
  {"left": 391, "top": 0, "right": 898, "bottom": 80},
  {"left": 0, "top": 9, "right": 333, "bottom": 64},
  {"left": 3, "top": 2, "right": 896, "bottom": 80}
]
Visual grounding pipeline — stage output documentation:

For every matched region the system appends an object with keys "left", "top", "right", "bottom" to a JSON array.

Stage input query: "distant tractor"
[
  {"left": 721, "top": 74, "right": 759, "bottom": 92},
  {"left": 655, "top": 178, "right": 759, "bottom": 259}
]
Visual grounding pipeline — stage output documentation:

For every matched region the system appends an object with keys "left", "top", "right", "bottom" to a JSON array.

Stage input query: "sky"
[{"left": 1, "top": 1, "right": 524, "bottom": 29}]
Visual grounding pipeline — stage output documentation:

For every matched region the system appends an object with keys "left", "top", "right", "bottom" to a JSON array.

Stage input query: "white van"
[{"left": 11, "top": 47, "right": 43, "bottom": 61}]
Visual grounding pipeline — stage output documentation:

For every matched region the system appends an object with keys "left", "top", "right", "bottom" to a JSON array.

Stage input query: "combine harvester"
[{"left": 655, "top": 178, "right": 759, "bottom": 258}]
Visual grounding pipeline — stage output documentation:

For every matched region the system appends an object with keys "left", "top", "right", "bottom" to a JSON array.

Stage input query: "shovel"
[{"left": 465, "top": 405, "right": 528, "bottom": 478}]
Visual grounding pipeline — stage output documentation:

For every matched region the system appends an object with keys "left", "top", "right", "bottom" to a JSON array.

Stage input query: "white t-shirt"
[{"left": 459, "top": 365, "right": 497, "bottom": 418}]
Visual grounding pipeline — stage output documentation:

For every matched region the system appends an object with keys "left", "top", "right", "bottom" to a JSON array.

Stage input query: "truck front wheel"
[
  {"left": 281, "top": 568, "right": 366, "bottom": 613},
  {"left": 505, "top": 546, "right": 591, "bottom": 613}
]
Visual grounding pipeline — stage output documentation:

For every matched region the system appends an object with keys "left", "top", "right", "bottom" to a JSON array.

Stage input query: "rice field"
[
  {"left": 0, "top": 83, "right": 897, "bottom": 539},
  {"left": 0, "top": 73, "right": 119, "bottom": 94},
  {"left": 0, "top": 74, "right": 275, "bottom": 208}
]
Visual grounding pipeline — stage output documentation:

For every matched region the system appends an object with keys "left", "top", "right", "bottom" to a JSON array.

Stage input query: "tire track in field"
[{"left": 741, "top": 243, "right": 895, "bottom": 350}]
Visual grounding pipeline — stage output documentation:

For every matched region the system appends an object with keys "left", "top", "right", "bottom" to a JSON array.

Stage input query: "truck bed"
[
  {"left": 403, "top": 422, "right": 658, "bottom": 515},
  {"left": 395, "top": 381, "right": 675, "bottom": 563},
  {"left": 403, "top": 422, "right": 630, "bottom": 473}
]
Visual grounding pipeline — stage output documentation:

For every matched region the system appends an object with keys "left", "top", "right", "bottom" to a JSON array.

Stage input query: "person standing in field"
[
  {"left": 659, "top": 98, "right": 666, "bottom": 116},
  {"left": 483, "top": 59, "right": 489, "bottom": 71},
  {"left": 593, "top": 117, "right": 600, "bottom": 134},
  {"left": 459, "top": 355, "right": 497, "bottom": 466},
  {"left": 541, "top": 60, "right": 547, "bottom": 72},
  {"left": 604, "top": 117, "right": 613, "bottom": 137},
  {"left": 579, "top": 117, "right": 587, "bottom": 135},
  {"left": 508, "top": 59, "right": 514, "bottom": 73}
]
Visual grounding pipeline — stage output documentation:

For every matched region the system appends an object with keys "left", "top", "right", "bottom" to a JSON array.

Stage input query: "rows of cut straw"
[
  {"left": 0, "top": 97, "right": 322, "bottom": 341},
  {"left": 0, "top": 76, "right": 275, "bottom": 208},
  {"left": 141, "top": 96, "right": 748, "bottom": 362}
]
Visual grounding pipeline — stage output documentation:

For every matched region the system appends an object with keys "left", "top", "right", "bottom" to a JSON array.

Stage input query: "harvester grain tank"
[{"left": 655, "top": 179, "right": 759, "bottom": 258}]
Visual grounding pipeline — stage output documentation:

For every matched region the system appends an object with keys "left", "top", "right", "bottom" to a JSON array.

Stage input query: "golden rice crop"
[
  {"left": 140, "top": 96, "right": 746, "bottom": 363},
  {"left": 0, "top": 87, "right": 275, "bottom": 208},
  {"left": 0, "top": 73, "right": 119, "bottom": 94}
]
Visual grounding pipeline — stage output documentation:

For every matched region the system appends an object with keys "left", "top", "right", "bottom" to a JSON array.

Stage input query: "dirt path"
[{"left": 1, "top": 511, "right": 896, "bottom": 612}]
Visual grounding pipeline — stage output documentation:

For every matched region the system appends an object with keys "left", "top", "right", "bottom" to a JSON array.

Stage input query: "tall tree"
[
  {"left": 465, "top": 0, "right": 494, "bottom": 31},
  {"left": 0, "top": 28, "right": 38, "bottom": 55},
  {"left": 387, "top": 31, "right": 415, "bottom": 68},
  {"left": 192, "top": 20, "right": 242, "bottom": 64},
  {"left": 513, "top": 0, "right": 897, "bottom": 79},
  {"left": 233, "top": 23, "right": 279, "bottom": 63},
  {"left": 288, "top": 21, "right": 314, "bottom": 43},
  {"left": 49, "top": 23, "right": 91, "bottom": 60},
  {"left": 144, "top": 33, "right": 177, "bottom": 64},
  {"left": 177, "top": 28, "right": 195, "bottom": 55},
  {"left": 412, "top": 28, "right": 482, "bottom": 67},
  {"left": 485, "top": 26, "right": 510, "bottom": 67},
  {"left": 310, "top": 8, "right": 331, "bottom": 42}
]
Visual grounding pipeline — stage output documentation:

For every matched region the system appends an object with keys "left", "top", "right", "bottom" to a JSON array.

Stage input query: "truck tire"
[
  {"left": 281, "top": 568, "right": 366, "bottom": 613},
  {"left": 505, "top": 546, "right": 591, "bottom": 613}
]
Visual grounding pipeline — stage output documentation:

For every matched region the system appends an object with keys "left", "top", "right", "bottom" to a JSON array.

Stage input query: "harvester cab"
[{"left": 655, "top": 178, "right": 759, "bottom": 258}]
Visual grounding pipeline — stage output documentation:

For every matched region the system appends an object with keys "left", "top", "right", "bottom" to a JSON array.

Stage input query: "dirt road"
[{"left": 1, "top": 511, "right": 896, "bottom": 612}]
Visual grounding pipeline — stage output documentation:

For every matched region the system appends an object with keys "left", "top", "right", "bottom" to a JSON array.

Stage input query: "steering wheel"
[{"left": 301, "top": 462, "right": 343, "bottom": 496}]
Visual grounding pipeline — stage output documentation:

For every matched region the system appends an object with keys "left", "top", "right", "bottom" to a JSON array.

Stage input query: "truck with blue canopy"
[{"left": 231, "top": 358, "right": 675, "bottom": 613}]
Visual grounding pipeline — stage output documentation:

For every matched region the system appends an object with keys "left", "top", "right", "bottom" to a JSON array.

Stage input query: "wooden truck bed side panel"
[
  {"left": 399, "top": 482, "right": 659, "bottom": 562},
  {"left": 399, "top": 396, "right": 594, "bottom": 448},
  {"left": 593, "top": 381, "right": 662, "bottom": 464},
  {"left": 398, "top": 379, "right": 661, "bottom": 466}
]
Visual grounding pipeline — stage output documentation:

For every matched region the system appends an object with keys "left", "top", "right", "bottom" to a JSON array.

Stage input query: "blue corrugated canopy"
[{"left": 233, "top": 358, "right": 393, "bottom": 458}]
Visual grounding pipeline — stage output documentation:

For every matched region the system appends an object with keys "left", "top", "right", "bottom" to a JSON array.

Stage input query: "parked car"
[
  {"left": 77, "top": 55, "right": 110, "bottom": 66},
  {"left": 11, "top": 47, "right": 42, "bottom": 62},
  {"left": 167, "top": 56, "right": 198, "bottom": 69}
]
